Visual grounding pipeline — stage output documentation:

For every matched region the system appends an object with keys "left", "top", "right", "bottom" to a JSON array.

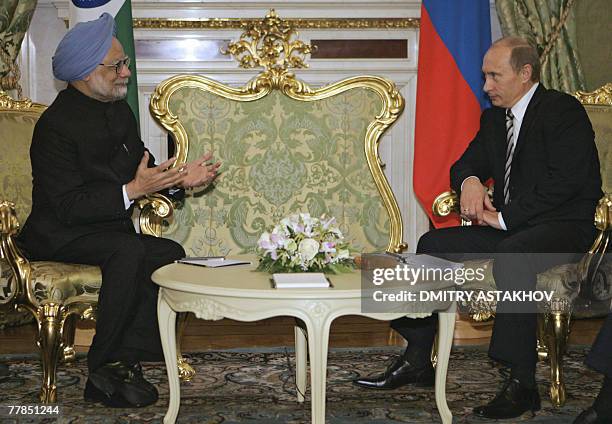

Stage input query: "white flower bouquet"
[{"left": 256, "top": 213, "right": 354, "bottom": 273}]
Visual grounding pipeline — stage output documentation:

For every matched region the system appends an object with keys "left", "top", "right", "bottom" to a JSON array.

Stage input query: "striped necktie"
[{"left": 503, "top": 109, "right": 515, "bottom": 205}]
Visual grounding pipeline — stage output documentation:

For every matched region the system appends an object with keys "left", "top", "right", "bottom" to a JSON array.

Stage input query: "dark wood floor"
[{"left": 0, "top": 314, "right": 604, "bottom": 355}]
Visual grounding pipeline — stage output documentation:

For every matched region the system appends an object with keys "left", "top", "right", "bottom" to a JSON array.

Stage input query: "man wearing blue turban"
[{"left": 19, "top": 13, "right": 221, "bottom": 408}]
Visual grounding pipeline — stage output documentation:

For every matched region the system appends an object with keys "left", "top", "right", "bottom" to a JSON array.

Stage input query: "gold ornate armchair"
[
  {"left": 432, "top": 83, "right": 612, "bottom": 407},
  {"left": 145, "top": 9, "right": 407, "bottom": 375},
  {"left": 0, "top": 91, "right": 184, "bottom": 403}
]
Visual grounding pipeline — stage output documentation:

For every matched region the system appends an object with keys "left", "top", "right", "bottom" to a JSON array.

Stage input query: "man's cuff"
[
  {"left": 460, "top": 176, "right": 480, "bottom": 191},
  {"left": 498, "top": 212, "right": 507, "bottom": 231},
  {"left": 122, "top": 184, "right": 134, "bottom": 210}
]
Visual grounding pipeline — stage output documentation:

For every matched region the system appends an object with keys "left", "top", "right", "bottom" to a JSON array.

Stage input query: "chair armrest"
[
  {"left": 137, "top": 193, "right": 176, "bottom": 237},
  {"left": 432, "top": 191, "right": 459, "bottom": 217},
  {"left": 577, "top": 193, "right": 612, "bottom": 298},
  {"left": 594, "top": 193, "right": 612, "bottom": 232},
  {"left": 0, "top": 201, "right": 30, "bottom": 306}
]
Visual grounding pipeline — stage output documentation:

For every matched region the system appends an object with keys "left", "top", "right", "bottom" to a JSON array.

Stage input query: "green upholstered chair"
[
  {"left": 146, "top": 10, "right": 407, "bottom": 380},
  {"left": 432, "top": 82, "right": 612, "bottom": 407},
  {"left": 0, "top": 91, "right": 184, "bottom": 402}
]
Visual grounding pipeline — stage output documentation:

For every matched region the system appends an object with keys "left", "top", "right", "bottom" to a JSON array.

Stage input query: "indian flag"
[{"left": 69, "top": 0, "right": 140, "bottom": 123}]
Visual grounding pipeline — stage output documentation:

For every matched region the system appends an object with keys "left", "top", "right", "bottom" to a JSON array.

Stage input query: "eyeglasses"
[{"left": 98, "top": 56, "right": 131, "bottom": 74}]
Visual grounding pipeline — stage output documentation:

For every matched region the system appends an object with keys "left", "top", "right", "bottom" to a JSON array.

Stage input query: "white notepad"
[
  {"left": 272, "top": 273, "right": 330, "bottom": 288},
  {"left": 176, "top": 258, "right": 251, "bottom": 268}
]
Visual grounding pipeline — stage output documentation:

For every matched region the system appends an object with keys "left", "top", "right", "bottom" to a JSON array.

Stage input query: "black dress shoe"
[
  {"left": 573, "top": 407, "right": 612, "bottom": 424},
  {"left": 473, "top": 378, "right": 540, "bottom": 419},
  {"left": 353, "top": 355, "right": 434, "bottom": 390},
  {"left": 85, "top": 361, "right": 158, "bottom": 407}
]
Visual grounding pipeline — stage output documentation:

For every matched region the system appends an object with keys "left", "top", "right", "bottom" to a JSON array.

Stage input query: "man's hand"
[
  {"left": 460, "top": 177, "right": 496, "bottom": 224},
  {"left": 126, "top": 152, "right": 185, "bottom": 200},
  {"left": 176, "top": 152, "right": 221, "bottom": 189}
]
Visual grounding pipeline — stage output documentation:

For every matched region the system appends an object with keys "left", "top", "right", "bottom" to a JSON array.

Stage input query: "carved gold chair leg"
[
  {"left": 536, "top": 314, "right": 549, "bottom": 362},
  {"left": 36, "top": 303, "right": 67, "bottom": 403},
  {"left": 544, "top": 311, "right": 571, "bottom": 407},
  {"left": 431, "top": 334, "right": 438, "bottom": 368},
  {"left": 62, "top": 314, "right": 77, "bottom": 363},
  {"left": 176, "top": 311, "right": 195, "bottom": 382}
]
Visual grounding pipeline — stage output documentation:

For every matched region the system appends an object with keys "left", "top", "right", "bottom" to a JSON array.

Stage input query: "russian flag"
[{"left": 413, "top": 0, "right": 491, "bottom": 227}]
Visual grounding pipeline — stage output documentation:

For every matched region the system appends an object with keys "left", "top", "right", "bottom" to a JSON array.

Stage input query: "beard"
[{"left": 89, "top": 73, "right": 129, "bottom": 102}]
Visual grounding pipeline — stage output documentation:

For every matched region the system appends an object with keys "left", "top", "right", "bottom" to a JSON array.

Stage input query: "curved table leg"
[
  {"left": 435, "top": 303, "right": 456, "bottom": 424},
  {"left": 158, "top": 291, "right": 179, "bottom": 424},
  {"left": 294, "top": 325, "right": 308, "bottom": 403},
  {"left": 303, "top": 316, "right": 333, "bottom": 424}
]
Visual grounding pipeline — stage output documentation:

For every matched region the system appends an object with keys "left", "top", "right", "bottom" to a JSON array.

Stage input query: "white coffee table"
[{"left": 153, "top": 257, "right": 456, "bottom": 424}]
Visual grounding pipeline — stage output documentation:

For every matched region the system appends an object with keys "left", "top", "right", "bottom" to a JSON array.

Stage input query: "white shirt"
[
  {"left": 461, "top": 82, "right": 539, "bottom": 230},
  {"left": 122, "top": 184, "right": 132, "bottom": 209}
]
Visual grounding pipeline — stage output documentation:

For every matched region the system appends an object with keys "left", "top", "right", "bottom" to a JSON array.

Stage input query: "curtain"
[
  {"left": 0, "top": 0, "right": 38, "bottom": 98},
  {"left": 495, "top": 0, "right": 586, "bottom": 94}
]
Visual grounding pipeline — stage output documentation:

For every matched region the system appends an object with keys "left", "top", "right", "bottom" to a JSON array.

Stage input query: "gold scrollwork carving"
[
  {"left": 432, "top": 191, "right": 459, "bottom": 217},
  {"left": 138, "top": 193, "right": 175, "bottom": 237},
  {"left": 223, "top": 10, "right": 314, "bottom": 88},
  {"left": 0, "top": 90, "right": 46, "bottom": 113},
  {"left": 575, "top": 83, "right": 612, "bottom": 105},
  {"left": 132, "top": 17, "right": 419, "bottom": 30}
]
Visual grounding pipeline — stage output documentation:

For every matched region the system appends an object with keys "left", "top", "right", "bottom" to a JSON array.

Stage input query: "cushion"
[
  {"left": 459, "top": 259, "right": 588, "bottom": 318},
  {"left": 1, "top": 259, "right": 101, "bottom": 309},
  {"left": 28, "top": 261, "right": 101, "bottom": 306}
]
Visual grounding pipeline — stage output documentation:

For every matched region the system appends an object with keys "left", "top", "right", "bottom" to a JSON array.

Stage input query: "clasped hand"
[
  {"left": 459, "top": 177, "right": 500, "bottom": 229},
  {"left": 126, "top": 151, "right": 221, "bottom": 200}
]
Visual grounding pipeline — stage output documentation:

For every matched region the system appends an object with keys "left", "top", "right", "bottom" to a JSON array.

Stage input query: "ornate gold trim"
[
  {"left": 150, "top": 10, "right": 406, "bottom": 252},
  {"left": 0, "top": 90, "right": 46, "bottom": 114},
  {"left": 575, "top": 83, "right": 612, "bottom": 285},
  {"left": 575, "top": 82, "right": 612, "bottom": 105},
  {"left": 138, "top": 193, "right": 175, "bottom": 237},
  {"left": 0, "top": 93, "right": 45, "bottom": 310},
  {"left": 432, "top": 190, "right": 458, "bottom": 217},
  {"left": 133, "top": 17, "right": 419, "bottom": 30},
  {"left": 223, "top": 10, "right": 314, "bottom": 85}
]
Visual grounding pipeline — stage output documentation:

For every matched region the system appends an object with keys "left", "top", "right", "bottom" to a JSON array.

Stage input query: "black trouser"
[
  {"left": 586, "top": 313, "right": 612, "bottom": 378},
  {"left": 53, "top": 232, "right": 185, "bottom": 372},
  {"left": 391, "top": 221, "right": 595, "bottom": 370}
]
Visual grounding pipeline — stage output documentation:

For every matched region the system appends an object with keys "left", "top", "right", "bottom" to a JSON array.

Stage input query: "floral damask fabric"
[
  {"left": 0, "top": 257, "right": 101, "bottom": 324},
  {"left": 164, "top": 87, "right": 391, "bottom": 256},
  {"left": 28, "top": 261, "right": 101, "bottom": 306},
  {"left": 586, "top": 105, "right": 611, "bottom": 193},
  {"left": 460, "top": 259, "right": 586, "bottom": 316},
  {"left": 0, "top": 111, "right": 35, "bottom": 224}
]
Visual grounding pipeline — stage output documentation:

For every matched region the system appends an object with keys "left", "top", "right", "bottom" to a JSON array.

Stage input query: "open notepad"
[
  {"left": 176, "top": 257, "right": 251, "bottom": 268},
  {"left": 272, "top": 273, "right": 331, "bottom": 289}
]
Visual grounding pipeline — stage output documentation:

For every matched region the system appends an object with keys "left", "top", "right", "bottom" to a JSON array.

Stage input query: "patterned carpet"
[{"left": 0, "top": 346, "right": 601, "bottom": 423}]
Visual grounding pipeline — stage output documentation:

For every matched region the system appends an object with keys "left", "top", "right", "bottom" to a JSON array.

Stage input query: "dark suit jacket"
[
  {"left": 19, "top": 85, "right": 154, "bottom": 259},
  {"left": 450, "top": 84, "right": 602, "bottom": 231}
]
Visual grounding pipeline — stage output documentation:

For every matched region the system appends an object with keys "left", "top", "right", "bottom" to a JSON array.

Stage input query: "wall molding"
[{"left": 132, "top": 17, "right": 419, "bottom": 29}]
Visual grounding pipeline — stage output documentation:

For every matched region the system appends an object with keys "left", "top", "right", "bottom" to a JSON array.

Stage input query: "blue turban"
[{"left": 52, "top": 13, "right": 117, "bottom": 82}]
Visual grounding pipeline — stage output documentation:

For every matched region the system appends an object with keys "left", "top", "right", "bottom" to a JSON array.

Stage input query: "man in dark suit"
[
  {"left": 18, "top": 14, "right": 219, "bottom": 408},
  {"left": 574, "top": 314, "right": 612, "bottom": 424},
  {"left": 354, "top": 37, "right": 602, "bottom": 420}
]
